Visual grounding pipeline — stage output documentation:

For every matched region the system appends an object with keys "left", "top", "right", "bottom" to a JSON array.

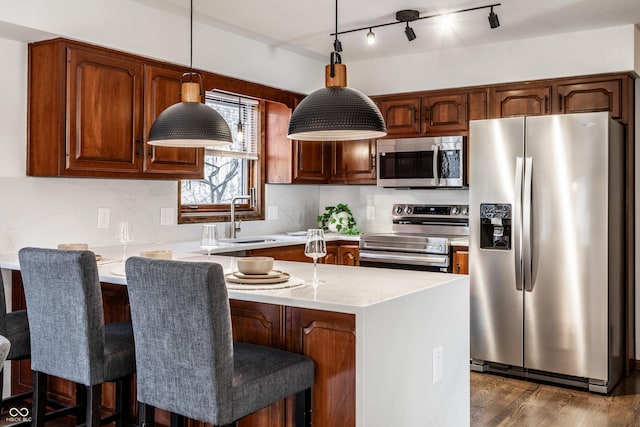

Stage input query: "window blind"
[{"left": 204, "top": 91, "right": 259, "bottom": 159}]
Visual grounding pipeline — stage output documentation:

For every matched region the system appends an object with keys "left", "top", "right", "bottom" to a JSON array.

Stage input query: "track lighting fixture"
[
  {"left": 488, "top": 6, "right": 500, "bottom": 29},
  {"left": 332, "top": 3, "right": 502, "bottom": 45},
  {"left": 404, "top": 23, "right": 417, "bottom": 41},
  {"left": 287, "top": 0, "right": 386, "bottom": 141},
  {"left": 366, "top": 28, "right": 375, "bottom": 45}
]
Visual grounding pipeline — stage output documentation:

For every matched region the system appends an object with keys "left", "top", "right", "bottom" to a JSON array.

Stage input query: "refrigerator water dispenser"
[{"left": 480, "top": 204, "right": 511, "bottom": 250}]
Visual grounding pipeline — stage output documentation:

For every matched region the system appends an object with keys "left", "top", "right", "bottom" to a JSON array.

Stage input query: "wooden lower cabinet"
[
  {"left": 248, "top": 242, "right": 359, "bottom": 266},
  {"left": 452, "top": 246, "right": 469, "bottom": 275},
  {"left": 287, "top": 307, "right": 356, "bottom": 427}
]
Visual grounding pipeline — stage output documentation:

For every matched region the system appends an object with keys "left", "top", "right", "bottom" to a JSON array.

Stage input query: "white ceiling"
[{"left": 139, "top": 0, "right": 640, "bottom": 62}]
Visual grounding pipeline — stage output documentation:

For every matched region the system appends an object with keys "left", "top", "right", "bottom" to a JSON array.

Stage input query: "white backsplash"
[
  {"left": 318, "top": 186, "right": 469, "bottom": 234},
  {"left": 0, "top": 178, "right": 319, "bottom": 254}
]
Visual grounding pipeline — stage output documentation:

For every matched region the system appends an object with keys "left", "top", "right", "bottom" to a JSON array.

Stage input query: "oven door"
[
  {"left": 377, "top": 137, "right": 465, "bottom": 188},
  {"left": 359, "top": 250, "right": 450, "bottom": 272}
]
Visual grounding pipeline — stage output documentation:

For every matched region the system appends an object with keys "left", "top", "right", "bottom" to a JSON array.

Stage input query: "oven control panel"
[{"left": 392, "top": 204, "right": 469, "bottom": 219}]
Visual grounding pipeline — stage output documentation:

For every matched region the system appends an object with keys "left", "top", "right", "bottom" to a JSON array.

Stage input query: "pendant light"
[
  {"left": 236, "top": 96, "right": 244, "bottom": 143},
  {"left": 287, "top": 0, "right": 386, "bottom": 141},
  {"left": 148, "top": 0, "right": 232, "bottom": 148}
]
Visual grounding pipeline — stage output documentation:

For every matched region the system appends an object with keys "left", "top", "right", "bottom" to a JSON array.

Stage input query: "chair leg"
[
  {"left": 294, "top": 388, "right": 312, "bottom": 427},
  {"left": 76, "top": 382, "right": 87, "bottom": 422},
  {"left": 85, "top": 384, "right": 102, "bottom": 426},
  {"left": 170, "top": 412, "right": 186, "bottom": 427},
  {"left": 138, "top": 402, "right": 155, "bottom": 427},
  {"left": 115, "top": 377, "right": 130, "bottom": 427},
  {"left": 32, "top": 371, "right": 47, "bottom": 427}
]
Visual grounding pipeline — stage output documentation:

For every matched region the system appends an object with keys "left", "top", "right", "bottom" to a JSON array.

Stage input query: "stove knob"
[
  {"left": 405, "top": 206, "right": 413, "bottom": 215},
  {"left": 451, "top": 206, "right": 460, "bottom": 215},
  {"left": 462, "top": 206, "right": 469, "bottom": 216},
  {"left": 438, "top": 245, "right": 445, "bottom": 252},
  {"left": 394, "top": 206, "right": 403, "bottom": 215}
]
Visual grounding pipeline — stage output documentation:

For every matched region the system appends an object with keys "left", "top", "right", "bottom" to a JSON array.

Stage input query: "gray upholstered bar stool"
[
  {"left": 0, "top": 271, "right": 31, "bottom": 410},
  {"left": 0, "top": 335, "right": 10, "bottom": 368},
  {"left": 18, "top": 247, "right": 136, "bottom": 427},
  {"left": 125, "top": 257, "right": 315, "bottom": 427}
]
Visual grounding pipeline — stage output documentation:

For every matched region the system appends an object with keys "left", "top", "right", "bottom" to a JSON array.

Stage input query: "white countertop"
[{"left": 0, "top": 236, "right": 466, "bottom": 315}]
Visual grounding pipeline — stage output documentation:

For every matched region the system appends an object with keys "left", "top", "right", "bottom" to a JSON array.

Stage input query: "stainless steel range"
[{"left": 359, "top": 204, "right": 469, "bottom": 272}]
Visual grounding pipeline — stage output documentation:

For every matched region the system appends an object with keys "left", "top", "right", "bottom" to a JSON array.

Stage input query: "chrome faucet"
[{"left": 230, "top": 195, "right": 252, "bottom": 239}]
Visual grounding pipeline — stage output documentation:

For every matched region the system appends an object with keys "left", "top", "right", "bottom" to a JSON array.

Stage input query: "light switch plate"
[
  {"left": 366, "top": 205, "right": 376, "bottom": 221},
  {"left": 433, "top": 346, "right": 443, "bottom": 384},
  {"left": 160, "top": 207, "right": 175, "bottom": 225},
  {"left": 97, "top": 208, "right": 110, "bottom": 229},
  {"left": 267, "top": 206, "right": 278, "bottom": 220}
]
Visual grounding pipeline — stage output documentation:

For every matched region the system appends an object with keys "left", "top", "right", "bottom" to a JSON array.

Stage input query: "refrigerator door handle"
[
  {"left": 523, "top": 157, "right": 533, "bottom": 292},
  {"left": 432, "top": 143, "right": 440, "bottom": 185},
  {"left": 514, "top": 157, "right": 524, "bottom": 291}
]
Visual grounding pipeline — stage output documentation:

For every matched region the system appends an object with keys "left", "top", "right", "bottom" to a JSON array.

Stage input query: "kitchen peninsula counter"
[{"left": 0, "top": 244, "right": 469, "bottom": 427}]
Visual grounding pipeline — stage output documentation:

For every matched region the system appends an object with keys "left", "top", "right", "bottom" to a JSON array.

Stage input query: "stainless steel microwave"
[{"left": 377, "top": 136, "right": 467, "bottom": 188}]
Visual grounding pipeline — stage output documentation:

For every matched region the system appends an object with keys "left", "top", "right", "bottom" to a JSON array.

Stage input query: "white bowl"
[
  {"left": 139, "top": 250, "right": 173, "bottom": 260},
  {"left": 57, "top": 243, "right": 89, "bottom": 250},
  {"left": 236, "top": 256, "right": 274, "bottom": 275}
]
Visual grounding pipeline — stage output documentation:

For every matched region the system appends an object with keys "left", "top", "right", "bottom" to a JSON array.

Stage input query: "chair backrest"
[
  {"left": 125, "top": 257, "right": 233, "bottom": 423},
  {"left": 0, "top": 272, "right": 7, "bottom": 335},
  {"left": 18, "top": 247, "right": 106, "bottom": 385}
]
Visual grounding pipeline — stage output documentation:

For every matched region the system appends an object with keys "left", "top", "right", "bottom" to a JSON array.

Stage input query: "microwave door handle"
[
  {"left": 432, "top": 144, "right": 440, "bottom": 185},
  {"left": 514, "top": 157, "right": 523, "bottom": 291}
]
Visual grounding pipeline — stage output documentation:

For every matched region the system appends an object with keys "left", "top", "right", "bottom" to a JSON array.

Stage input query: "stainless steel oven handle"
[
  {"left": 432, "top": 144, "right": 440, "bottom": 186},
  {"left": 359, "top": 251, "right": 449, "bottom": 265}
]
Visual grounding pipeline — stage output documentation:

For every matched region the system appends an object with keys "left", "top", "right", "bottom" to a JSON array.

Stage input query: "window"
[{"left": 178, "top": 92, "right": 264, "bottom": 224}]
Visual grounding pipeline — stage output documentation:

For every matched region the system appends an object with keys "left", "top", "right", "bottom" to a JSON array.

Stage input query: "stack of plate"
[{"left": 225, "top": 270, "right": 290, "bottom": 285}]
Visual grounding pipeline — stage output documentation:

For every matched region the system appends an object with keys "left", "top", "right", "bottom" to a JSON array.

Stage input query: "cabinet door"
[
  {"left": 338, "top": 245, "right": 359, "bottom": 266},
  {"left": 423, "top": 93, "right": 467, "bottom": 133},
  {"left": 143, "top": 66, "right": 204, "bottom": 178},
  {"left": 555, "top": 79, "right": 622, "bottom": 119},
  {"left": 287, "top": 307, "right": 356, "bottom": 427},
  {"left": 230, "top": 301, "right": 286, "bottom": 427},
  {"left": 293, "top": 140, "right": 331, "bottom": 183},
  {"left": 376, "top": 97, "right": 421, "bottom": 136},
  {"left": 452, "top": 247, "right": 469, "bottom": 275},
  {"left": 468, "top": 89, "right": 488, "bottom": 121},
  {"left": 323, "top": 243, "right": 339, "bottom": 265},
  {"left": 248, "top": 245, "right": 311, "bottom": 262},
  {"left": 331, "top": 139, "right": 376, "bottom": 184},
  {"left": 490, "top": 86, "right": 551, "bottom": 118},
  {"left": 66, "top": 48, "right": 143, "bottom": 174}
]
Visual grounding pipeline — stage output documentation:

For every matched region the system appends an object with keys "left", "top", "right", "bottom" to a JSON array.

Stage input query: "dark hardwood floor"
[
  {"left": 2, "top": 371, "right": 639, "bottom": 426},
  {"left": 471, "top": 370, "right": 640, "bottom": 427}
]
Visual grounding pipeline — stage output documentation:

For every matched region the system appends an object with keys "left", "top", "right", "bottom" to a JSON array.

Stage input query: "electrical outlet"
[
  {"left": 97, "top": 208, "right": 110, "bottom": 229},
  {"left": 366, "top": 205, "right": 376, "bottom": 221},
  {"left": 160, "top": 207, "right": 175, "bottom": 225},
  {"left": 267, "top": 205, "right": 278, "bottom": 220},
  {"left": 433, "top": 346, "right": 443, "bottom": 384}
]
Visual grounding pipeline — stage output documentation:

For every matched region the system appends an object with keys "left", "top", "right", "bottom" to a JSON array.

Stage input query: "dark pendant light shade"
[
  {"left": 288, "top": 86, "right": 386, "bottom": 141},
  {"left": 148, "top": 100, "right": 233, "bottom": 147},
  {"left": 287, "top": 62, "right": 386, "bottom": 141}
]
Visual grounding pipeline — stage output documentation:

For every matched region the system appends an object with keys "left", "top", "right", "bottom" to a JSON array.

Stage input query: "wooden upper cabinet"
[
  {"left": 142, "top": 66, "right": 204, "bottom": 178},
  {"left": 490, "top": 86, "right": 551, "bottom": 118},
  {"left": 331, "top": 139, "right": 376, "bottom": 184},
  {"left": 28, "top": 39, "right": 206, "bottom": 179},
  {"left": 65, "top": 48, "right": 143, "bottom": 175},
  {"left": 555, "top": 79, "right": 623, "bottom": 120},
  {"left": 423, "top": 93, "right": 468, "bottom": 134},
  {"left": 376, "top": 97, "right": 421, "bottom": 136},
  {"left": 293, "top": 140, "right": 331, "bottom": 183}
]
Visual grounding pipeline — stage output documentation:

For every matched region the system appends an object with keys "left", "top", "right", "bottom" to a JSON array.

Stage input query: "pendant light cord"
[
  {"left": 189, "top": 0, "right": 193, "bottom": 82},
  {"left": 330, "top": 0, "right": 342, "bottom": 77}
]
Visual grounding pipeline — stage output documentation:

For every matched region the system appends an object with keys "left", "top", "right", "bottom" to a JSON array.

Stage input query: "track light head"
[
  {"left": 405, "top": 23, "right": 417, "bottom": 41},
  {"left": 488, "top": 7, "right": 500, "bottom": 29},
  {"left": 366, "top": 28, "right": 375, "bottom": 45}
]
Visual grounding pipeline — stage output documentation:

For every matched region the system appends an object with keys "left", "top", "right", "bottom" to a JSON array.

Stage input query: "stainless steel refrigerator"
[{"left": 469, "top": 112, "right": 625, "bottom": 393}]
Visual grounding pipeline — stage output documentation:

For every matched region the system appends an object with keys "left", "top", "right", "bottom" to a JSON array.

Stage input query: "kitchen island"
[{"left": 0, "top": 243, "right": 469, "bottom": 427}]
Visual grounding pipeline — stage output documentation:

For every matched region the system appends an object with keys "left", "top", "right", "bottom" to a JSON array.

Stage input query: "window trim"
[{"left": 177, "top": 99, "right": 266, "bottom": 225}]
